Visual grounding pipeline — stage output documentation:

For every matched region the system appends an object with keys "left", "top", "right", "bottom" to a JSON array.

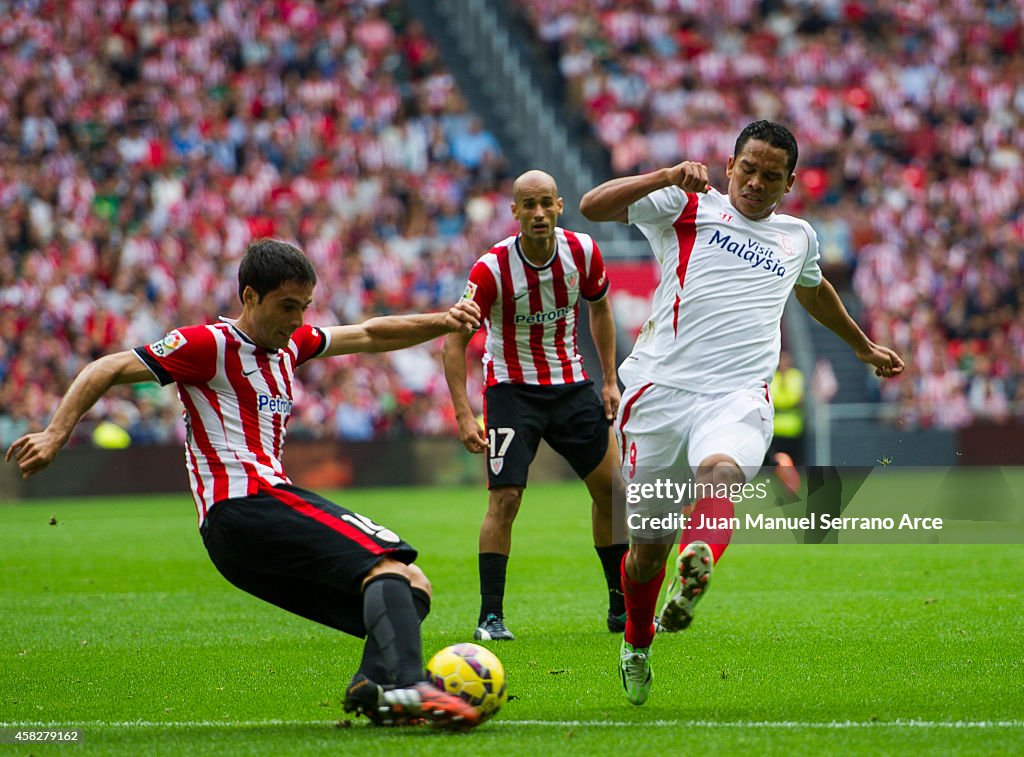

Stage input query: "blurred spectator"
[
  {"left": 769, "top": 350, "right": 807, "bottom": 464},
  {"left": 449, "top": 117, "right": 503, "bottom": 171},
  {"left": 334, "top": 397, "right": 377, "bottom": 442},
  {"left": 966, "top": 354, "right": 1010, "bottom": 423},
  {"left": 810, "top": 358, "right": 839, "bottom": 405}
]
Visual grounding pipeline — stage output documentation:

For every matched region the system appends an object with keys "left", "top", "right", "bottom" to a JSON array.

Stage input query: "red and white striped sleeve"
[
  {"left": 581, "top": 237, "right": 610, "bottom": 301},
  {"left": 133, "top": 325, "right": 217, "bottom": 385},
  {"left": 464, "top": 258, "right": 498, "bottom": 319},
  {"left": 289, "top": 324, "right": 329, "bottom": 366}
]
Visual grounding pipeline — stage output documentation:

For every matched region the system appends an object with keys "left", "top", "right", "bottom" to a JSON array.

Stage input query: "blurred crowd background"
[
  {"left": 2, "top": 0, "right": 1022, "bottom": 449},
  {"left": 1, "top": 0, "right": 515, "bottom": 447}
]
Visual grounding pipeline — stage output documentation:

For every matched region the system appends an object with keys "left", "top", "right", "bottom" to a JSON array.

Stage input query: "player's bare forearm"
[
  {"left": 360, "top": 313, "right": 453, "bottom": 352},
  {"left": 794, "top": 280, "right": 871, "bottom": 352},
  {"left": 794, "top": 281, "right": 905, "bottom": 378},
  {"left": 325, "top": 301, "right": 480, "bottom": 356},
  {"left": 442, "top": 332, "right": 487, "bottom": 452},
  {"left": 5, "top": 351, "right": 152, "bottom": 477},
  {"left": 588, "top": 296, "right": 621, "bottom": 419},
  {"left": 442, "top": 331, "right": 476, "bottom": 419},
  {"left": 580, "top": 170, "right": 672, "bottom": 223},
  {"left": 580, "top": 163, "right": 709, "bottom": 223}
]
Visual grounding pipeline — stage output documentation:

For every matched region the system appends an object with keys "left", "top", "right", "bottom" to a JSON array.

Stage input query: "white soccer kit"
[{"left": 617, "top": 187, "right": 822, "bottom": 480}]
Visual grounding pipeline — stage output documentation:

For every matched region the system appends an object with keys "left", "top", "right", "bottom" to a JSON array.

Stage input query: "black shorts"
[
  {"left": 483, "top": 380, "right": 610, "bottom": 489},
  {"left": 200, "top": 483, "right": 417, "bottom": 638}
]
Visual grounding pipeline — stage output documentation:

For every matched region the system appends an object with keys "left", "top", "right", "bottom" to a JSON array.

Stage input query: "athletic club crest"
[
  {"left": 489, "top": 457, "right": 504, "bottom": 475},
  {"left": 565, "top": 272, "right": 579, "bottom": 289}
]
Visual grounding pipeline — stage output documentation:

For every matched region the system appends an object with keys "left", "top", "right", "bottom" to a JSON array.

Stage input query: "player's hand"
[
  {"left": 666, "top": 161, "right": 711, "bottom": 194},
  {"left": 5, "top": 431, "right": 62, "bottom": 479},
  {"left": 445, "top": 300, "right": 481, "bottom": 333},
  {"left": 857, "top": 343, "right": 905, "bottom": 378},
  {"left": 456, "top": 414, "right": 488, "bottom": 454},
  {"left": 602, "top": 381, "right": 621, "bottom": 422}
]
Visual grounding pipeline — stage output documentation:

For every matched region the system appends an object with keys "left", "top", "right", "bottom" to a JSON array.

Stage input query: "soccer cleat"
[
  {"left": 474, "top": 613, "right": 515, "bottom": 641},
  {"left": 344, "top": 675, "right": 428, "bottom": 727},
  {"left": 619, "top": 640, "right": 653, "bottom": 705},
  {"left": 343, "top": 673, "right": 391, "bottom": 725},
  {"left": 607, "top": 611, "right": 627, "bottom": 633},
  {"left": 379, "top": 681, "right": 481, "bottom": 730},
  {"left": 658, "top": 540, "right": 713, "bottom": 632}
]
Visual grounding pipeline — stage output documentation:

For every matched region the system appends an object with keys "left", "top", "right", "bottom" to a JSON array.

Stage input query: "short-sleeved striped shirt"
[
  {"left": 133, "top": 318, "right": 329, "bottom": 525},
  {"left": 462, "top": 228, "right": 609, "bottom": 387}
]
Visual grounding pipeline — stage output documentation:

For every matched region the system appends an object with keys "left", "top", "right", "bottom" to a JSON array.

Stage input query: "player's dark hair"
[
  {"left": 238, "top": 239, "right": 317, "bottom": 303},
  {"left": 734, "top": 121, "right": 799, "bottom": 175}
]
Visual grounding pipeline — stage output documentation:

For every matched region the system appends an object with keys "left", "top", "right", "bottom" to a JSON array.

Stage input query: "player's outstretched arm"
[
  {"left": 5, "top": 351, "right": 155, "bottom": 479},
  {"left": 321, "top": 300, "right": 481, "bottom": 356},
  {"left": 580, "top": 162, "right": 711, "bottom": 223},
  {"left": 588, "top": 296, "right": 621, "bottom": 420},
  {"left": 442, "top": 330, "right": 488, "bottom": 454},
  {"left": 794, "top": 280, "right": 905, "bottom": 378}
]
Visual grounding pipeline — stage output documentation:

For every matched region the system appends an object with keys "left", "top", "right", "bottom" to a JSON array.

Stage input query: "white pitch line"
[
  {"left": 509, "top": 720, "right": 1024, "bottom": 729},
  {"left": 2, "top": 719, "right": 1022, "bottom": 730}
]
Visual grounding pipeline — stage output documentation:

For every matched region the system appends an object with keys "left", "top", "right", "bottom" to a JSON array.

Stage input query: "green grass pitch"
[{"left": 1, "top": 477, "right": 1022, "bottom": 755}]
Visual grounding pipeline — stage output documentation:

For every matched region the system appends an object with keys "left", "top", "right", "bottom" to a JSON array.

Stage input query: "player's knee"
[
  {"left": 713, "top": 460, "right": 745, "bottom": 487},
  {"left": 405, "top": 562, "right": 432, "bottom": 597},
  {"left": 486, "top": 487, "right": 523, "bottom": 524},
  {"left": 696, "top": 455, "right": 745, "bottom": 488},
  {"left": 361, "top": 557, "right": 413, "bottom": 589}
]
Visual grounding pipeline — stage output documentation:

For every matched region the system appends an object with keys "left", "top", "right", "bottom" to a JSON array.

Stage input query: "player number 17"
[{"left": 488, "top": 427, "right": 515, "bottom": 458}]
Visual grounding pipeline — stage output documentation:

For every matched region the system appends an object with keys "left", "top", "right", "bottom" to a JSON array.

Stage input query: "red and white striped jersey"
[
  {"left": 133, "top": 319, "right": 329, "bottom": 525},
  {"left": 463, "top": 228, "right": 609, "bottom": 386}
]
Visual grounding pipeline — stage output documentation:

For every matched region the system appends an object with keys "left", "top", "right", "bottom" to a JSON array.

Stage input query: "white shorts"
[
  {"left": 616, "top": 381, "right": 774, "bottom": 482},
  {"left": 615, "top": 382, "right": 774, "bottom": 542}
]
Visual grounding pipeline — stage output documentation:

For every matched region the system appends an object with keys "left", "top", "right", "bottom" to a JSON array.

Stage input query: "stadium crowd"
[
  {"left": 516, "top": 0, "right": 1024, "bottom": 429},
  {"left": 0, "top": 0, "right": 516, "bottom": 447},
  {"left": 3, "top": 0, "right": 1023, "bottom": 448}
]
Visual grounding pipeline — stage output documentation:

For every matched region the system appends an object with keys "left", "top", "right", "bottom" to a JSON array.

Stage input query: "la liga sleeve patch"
[
  {"left": 461, "top": 280, "right": 478, "bottom": 301},
  {"left": 149, "top": 329, "right": 188, "bottom": 357}
]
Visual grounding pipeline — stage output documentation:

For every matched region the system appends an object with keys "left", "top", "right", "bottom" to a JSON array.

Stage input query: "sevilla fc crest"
[
  {"left": 489, "top": 457, "right": 504, "bottom": 475},
  {"left": 777, "top": 233, "right": 797, "bottom": 258}
]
